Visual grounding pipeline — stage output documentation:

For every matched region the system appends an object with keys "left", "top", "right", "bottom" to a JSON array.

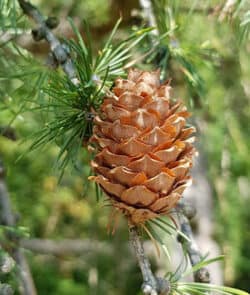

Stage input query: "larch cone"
[{"left": 89, "top": 69, "right": 196, "bottom": 225}]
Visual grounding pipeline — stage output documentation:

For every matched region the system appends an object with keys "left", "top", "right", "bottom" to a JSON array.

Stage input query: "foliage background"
[{"left": 0, "top": 0, "right": 249, "bottom": 294}]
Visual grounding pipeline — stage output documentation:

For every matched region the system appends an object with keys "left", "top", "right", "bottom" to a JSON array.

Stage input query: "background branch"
[
  {"left": 0, "top": 160, "right": 37, "bottom": 295},
  {"left": 0, "top": 248, "right": 15, "bottom": 295},
  {"left": 20, "top": 238, "right": 112, "bottom": 256},
  {"left": 0, "top": 283, "right": 14, "bottom": 295}
]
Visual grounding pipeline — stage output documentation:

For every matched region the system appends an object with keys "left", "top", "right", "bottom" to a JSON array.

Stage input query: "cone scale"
[{"left": 89, "top": 69, "right": 195, "bottom": 224}]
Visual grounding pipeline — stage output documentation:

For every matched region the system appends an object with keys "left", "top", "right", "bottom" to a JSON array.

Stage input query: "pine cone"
[{"left": 89, "top": 69, "right": 196, "bottom": 224}]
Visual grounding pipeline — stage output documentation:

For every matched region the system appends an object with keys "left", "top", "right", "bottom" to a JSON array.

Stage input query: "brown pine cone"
[{"left": 89, "top": 69, "right": 196, "bottom": 224}]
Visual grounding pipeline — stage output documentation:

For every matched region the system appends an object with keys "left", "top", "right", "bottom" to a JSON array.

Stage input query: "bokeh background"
[{"left": 0, "top": 0, "right": 249, "bottom": 294}]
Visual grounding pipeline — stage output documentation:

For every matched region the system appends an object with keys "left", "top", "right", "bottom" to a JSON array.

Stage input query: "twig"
[
  {"left": 17, "top": 0, "right": 79, "bottom": 85},
  {"left": 176, "top": 200, "right": 210, "bottom": 283},
  {"left": 0, "top": 160, "right": 37, "bottom": 295},
  {"left": 129, "top": 225, "right": 170, "bottom": 295},
  {"left": 129, "top": 226, "right": 158, "bottom": 294}
]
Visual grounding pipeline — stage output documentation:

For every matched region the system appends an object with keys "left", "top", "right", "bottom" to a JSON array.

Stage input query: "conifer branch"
[
  {"left": 129, "top": 225, "right": 170, "bottom": 295},
  {"left": 177, "top": 200, "right": 210, "bottom": 283},
  {"left": 0, "top": 160, "right": 37, "bottom": 295},
  {"left": 17, "top": 0, "right": 79, "bottom": 85}
]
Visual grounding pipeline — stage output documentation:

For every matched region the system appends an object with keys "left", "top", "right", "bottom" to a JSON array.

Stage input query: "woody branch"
[
  {"left": 176, "top": 200, "right": 210, "bottom": 283},
  {"left": 129, "top": 225, "right": 170, "bottom": 295},
  {"left": 17, "top": 0, "right": 78, "bottom": 85}
]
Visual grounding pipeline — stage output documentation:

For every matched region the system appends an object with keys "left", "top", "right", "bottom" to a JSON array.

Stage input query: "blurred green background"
[{"left": 0, "top": 0, "right": 249, "bottom": 294}]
